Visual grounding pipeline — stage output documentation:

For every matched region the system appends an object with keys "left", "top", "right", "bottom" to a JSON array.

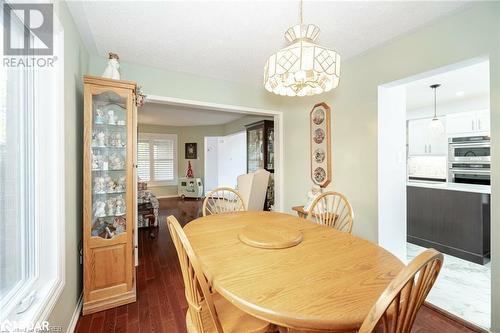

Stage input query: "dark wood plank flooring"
[{"left": 75, "top": 198, "right": 480, "bottom": 333}]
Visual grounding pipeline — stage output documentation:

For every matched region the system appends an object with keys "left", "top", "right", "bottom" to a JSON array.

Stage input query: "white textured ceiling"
[
  {"left": 67, "top": 1, "right": 470, "bottom": 86},
  {"left": 406, "top": 61, "right": 490, "bottom": 111},
  {"left": 139, "top": 102, "right": 245, "bottom": 126}
]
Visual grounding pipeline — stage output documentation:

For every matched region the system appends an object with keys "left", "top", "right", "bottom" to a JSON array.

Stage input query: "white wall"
[
  {"left": 204, "top": 137, "right": 219, "bottom": 193},
  {"left": 204, "top": 131, "right": 247, "bottom": 191},
  {"left": 378, "top": 85, "right": 408, "bottom": 262},
  {"left": 217, "top": 131, "right": 247, "bottom": 189}
]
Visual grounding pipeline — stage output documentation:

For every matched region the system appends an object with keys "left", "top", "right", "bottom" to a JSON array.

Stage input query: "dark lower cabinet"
[{"left": 407, "top": 186, "right": 490, "bottom": 265}]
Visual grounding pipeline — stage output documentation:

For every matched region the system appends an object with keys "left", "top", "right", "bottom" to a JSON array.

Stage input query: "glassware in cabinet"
[
  {"left": 90, "top": 90, "right": 128, "bottom": 240},
  {"left": 245, "top": 120, "right": 274, "bottom": 173}
]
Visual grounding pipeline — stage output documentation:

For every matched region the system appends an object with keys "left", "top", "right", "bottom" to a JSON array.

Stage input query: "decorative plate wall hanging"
[{"left": 310, "top": 102, "right": 331, "bottom": 187}]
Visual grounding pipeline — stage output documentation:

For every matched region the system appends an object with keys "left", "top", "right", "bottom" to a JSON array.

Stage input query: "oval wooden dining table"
[{"left": 183, "top": 211, "right": 403, "bottom": 332}]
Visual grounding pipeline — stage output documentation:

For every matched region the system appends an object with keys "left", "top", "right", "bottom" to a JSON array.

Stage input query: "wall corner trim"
[{"left": 66, "top": 293, "right": 83, "bottom": 333}]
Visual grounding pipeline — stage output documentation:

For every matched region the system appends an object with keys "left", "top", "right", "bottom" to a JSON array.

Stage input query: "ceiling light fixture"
[
  {"left": 428, "top": 84, "right": 444, "bottom": 135},
  {"left": 263, "top": 0, "right": 341, "bottom": 96}
]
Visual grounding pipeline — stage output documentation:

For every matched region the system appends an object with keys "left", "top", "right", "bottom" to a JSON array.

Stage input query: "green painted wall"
[
  {"left": 89, "top": 4, "right": 500, "bottom": 331},
  {"left": 138, "top": 115, "right": 272, "bottom": 197},
  {"left": 48, "top": 1, "right": 89, "bottom": 331},
  {"left": 90, "top": 60, "right": 283, "bottom": 111},
  {"left": 138, "top": 123, "right": 224, "bottom": 197}
]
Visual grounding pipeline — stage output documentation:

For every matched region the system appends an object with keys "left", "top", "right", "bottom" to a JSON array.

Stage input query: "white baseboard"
[{"left": 66, "top": 293, "right": 83, "bottom": 333}]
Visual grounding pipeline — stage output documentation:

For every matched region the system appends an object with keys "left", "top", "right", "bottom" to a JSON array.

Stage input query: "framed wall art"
[
  {"left": 310, "top": 102, "right": 331, "bottom": 188},
  {"left": 185, "top": 142, "right": 197, "bottom": 159}
]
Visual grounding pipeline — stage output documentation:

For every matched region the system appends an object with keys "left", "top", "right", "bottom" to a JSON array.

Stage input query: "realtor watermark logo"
[
  {"left": 0, "top": 319, "right": 61, "bottom": 332},
  {"left": 3, "top": 3, "right": 57, "bottom": 67}
]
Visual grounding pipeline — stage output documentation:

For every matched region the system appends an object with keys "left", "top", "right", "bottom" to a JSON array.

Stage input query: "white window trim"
[
  {"left": 0, "top": 7, "right": 65, "bottom": 326},
  {"left": 138, "top": 133, "right": 178, "bottom": 187}
]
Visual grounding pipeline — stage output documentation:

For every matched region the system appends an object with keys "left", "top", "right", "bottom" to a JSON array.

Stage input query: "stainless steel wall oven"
[
  {"left": 449, "top": 136, "right": 490, "bottom": 162},
  {"left": 448, "top": 136, "right": 491, "bottom": 185}
]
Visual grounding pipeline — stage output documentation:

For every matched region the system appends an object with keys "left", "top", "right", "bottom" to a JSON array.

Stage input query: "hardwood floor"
[{"left": 75, "top": 197, "right": 481, "bottom": 333}]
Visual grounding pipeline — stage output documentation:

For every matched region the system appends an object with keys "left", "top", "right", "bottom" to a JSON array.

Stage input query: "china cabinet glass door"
[
  {"left": 91, "top": 91, "right": 129, "bottom": 239},
  {"left": 267, "top": 127, "right": 274, "bottom": 171},
  {"left": 247, "top": 127, "right": 264, "bottom": 172}
]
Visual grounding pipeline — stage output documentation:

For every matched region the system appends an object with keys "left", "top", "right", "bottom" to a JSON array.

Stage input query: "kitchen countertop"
[{"left": 407, "top": 180, "right": 491, "bottom": 194}]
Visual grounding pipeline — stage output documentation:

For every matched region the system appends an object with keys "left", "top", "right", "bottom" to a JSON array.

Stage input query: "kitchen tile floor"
[{"left": 406, "top": 242, "right": 491, "bottom": 330}]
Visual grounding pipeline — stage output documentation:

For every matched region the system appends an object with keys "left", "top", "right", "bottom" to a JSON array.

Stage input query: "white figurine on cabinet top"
[
  {"left": 94, "top": 200, "right": 106, "bottom": 217},
  {"left": 102, "top": 52, "right": 120, "bottom": 80}
]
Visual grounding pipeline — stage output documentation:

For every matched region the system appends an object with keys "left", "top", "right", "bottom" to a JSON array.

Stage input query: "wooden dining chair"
[
  {"left": 358, "top": 248, "right": 444, "bottom": 333},
  {"left": 306, "top": 191, "right": 354, "bottom": 233},
  {"left": 166, "top": 215, "right": 270, "bottom": 333},
  {"left": 202, "top": 187, "right": 246, "bottom": 217}
]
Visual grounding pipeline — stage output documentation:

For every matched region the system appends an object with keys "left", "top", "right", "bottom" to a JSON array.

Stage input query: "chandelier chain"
[{"left": 434, "top": 87, "right": 437, "bottom": 118}]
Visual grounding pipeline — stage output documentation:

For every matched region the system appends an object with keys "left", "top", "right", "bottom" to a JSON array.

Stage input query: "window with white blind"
[{"left": 138, "top": 133, "right": 178, "bottom": 186}]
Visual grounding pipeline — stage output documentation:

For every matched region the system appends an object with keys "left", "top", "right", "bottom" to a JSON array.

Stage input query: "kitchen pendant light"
[
  {"left": 263, "top": 0, "right": 341, "bottom": 97},
  {"left": 428, "top": 84, "right": 444, "bottom": 135}
]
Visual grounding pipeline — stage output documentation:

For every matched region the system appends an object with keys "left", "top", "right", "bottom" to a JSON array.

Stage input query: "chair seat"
[{"left": 186, "top": 292, "right": 270, "bottom": 333}]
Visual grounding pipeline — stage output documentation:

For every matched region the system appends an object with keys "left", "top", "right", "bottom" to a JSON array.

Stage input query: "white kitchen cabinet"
[
  {"left": 428, "top": 124, "right": 448, "bottom": 155},
  {"left": 446, "top": 112, "right": 475, "bottom": 135},
  {"left": 475, "top": 109, "right": 490, "bottom": 132},
  {"left": 446, "top": 110, "right": 490, "bottom": 135},
  {"left": 408, "top": 117, "right": 447, "bottom": 156},
  {"left": 408, "top": 119, "right": 428, "bottom": 155}
]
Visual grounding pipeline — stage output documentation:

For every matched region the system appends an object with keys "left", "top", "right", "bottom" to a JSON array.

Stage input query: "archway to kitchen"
[{"left": 377, "top": 57, "right": 492, "bottom": 330}]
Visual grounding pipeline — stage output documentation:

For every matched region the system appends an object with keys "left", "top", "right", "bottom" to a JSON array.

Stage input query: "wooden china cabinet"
[
  {"left": 245, "top": 120, "right": 274, "bottom": 173},
  {"left": 82, "top": 76, "right": 137, "bottom": 315},
  {"left": 245, "top": 120, "right": 274, "bottom": 210}
]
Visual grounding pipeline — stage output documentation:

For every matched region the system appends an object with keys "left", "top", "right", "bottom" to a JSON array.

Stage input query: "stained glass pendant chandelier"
[{"left": 264, "top": 0, "right": 341, "bottom": 97}]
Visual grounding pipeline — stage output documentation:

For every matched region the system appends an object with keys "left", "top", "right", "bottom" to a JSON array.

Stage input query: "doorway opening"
[
  {"left": 204, "top": 131, "right": 247, "bottom": 193},
  {"left": 378, "top": 57, "right": 491, "bottom": 330},
  {"left": 137, "top": 95, "right": 281, "bottom": 206},
  {"left": 134, "top": 94, "right": 283, "bottom": 259}
]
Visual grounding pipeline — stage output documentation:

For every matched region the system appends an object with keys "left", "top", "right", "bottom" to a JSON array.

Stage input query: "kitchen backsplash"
[{"left": 407, "top": 156, "right": 447, "bottom": 180}]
